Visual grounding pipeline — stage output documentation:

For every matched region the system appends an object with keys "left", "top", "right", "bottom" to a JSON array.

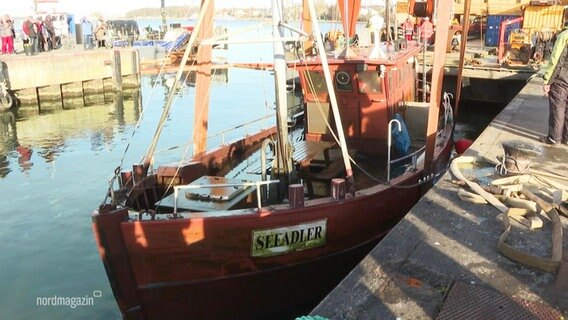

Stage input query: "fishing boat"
[{"left": 92, "top": 0, "right": 455, "bottom": 319}]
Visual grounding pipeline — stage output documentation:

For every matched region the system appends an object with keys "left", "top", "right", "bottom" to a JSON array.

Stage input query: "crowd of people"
[
  {"left": 0, "top": 13, "right": 117, "bottom": 55},
  {"left": 401, "top": 15, "right": 434, "bottom": 44},
  {"left": 21, "top": 15, "right": 70, "bottom": 55},
  {"left": 0, "top": 14, "right": 79, "bottom": 56}
]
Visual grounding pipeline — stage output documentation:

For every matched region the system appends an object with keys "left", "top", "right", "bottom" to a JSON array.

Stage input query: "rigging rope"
[
  {"left": 296, "top": 51, "right": 454, "bottom": 190},
  {"left": 103, "top": 0, "right": 205, "bottom": 205}
]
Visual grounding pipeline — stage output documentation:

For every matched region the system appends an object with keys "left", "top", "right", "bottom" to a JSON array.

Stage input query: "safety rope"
[
  {"left": 103, "top": 0, "right": 208, "bottom": 205},
  {"left": 495, "top": 155, "right": 532, "bottom": 176},
  {"left": 103, "top": 50, "right": 179, "bottom": 205}
]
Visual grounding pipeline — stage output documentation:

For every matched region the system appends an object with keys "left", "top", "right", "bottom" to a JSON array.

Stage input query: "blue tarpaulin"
[{"left": 391, "top": 113, "right": 411, "bottom": 156}]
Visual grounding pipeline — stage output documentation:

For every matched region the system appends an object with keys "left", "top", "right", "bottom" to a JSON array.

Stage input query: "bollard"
[
  {"left": 331, "top": 178, "right": 346, "bottom": 200},
  {"left": 288, "top": 184, "right": 305, "bottom": 207}
]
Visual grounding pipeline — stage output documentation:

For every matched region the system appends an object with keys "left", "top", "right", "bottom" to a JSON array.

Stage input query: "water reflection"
[
  {"left": 0, "top": 109, "right": 17, "bottom": 177},
  {"left": 149, "top": 68, "right": 229, "bottom": 102},
  {"left": 0, "top": 92, "right": 142, "bottom": 179}
]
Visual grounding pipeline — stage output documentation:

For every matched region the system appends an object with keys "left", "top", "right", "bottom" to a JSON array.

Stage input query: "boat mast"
[
  {"left": 424, "top": 0, "right": 452, "bottom": 174},
  {"left": 454, "top": 0, "right": 472, "bottom": 116},
  {"left": 301, "top": 0, "right": 314, "bottom": 56},
  {"left": 336, "top": 0, "right": 360, "bottom": 58},
  {"left": 143, "top": 0, "right": 211, "bottom": 166},
  {"left": 193, "top": 0, "right": 215, "bottom": 156},
  {"left": 306, "top": 0, "right": 355, "bottom": 189},
  {"left": 271, "top": 0, "right": 294, "bottom": 183}
]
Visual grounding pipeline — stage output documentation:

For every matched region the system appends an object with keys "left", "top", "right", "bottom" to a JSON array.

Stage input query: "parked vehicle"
[{"left": 106, "top": 19, "right": 140, "bottom": 42}]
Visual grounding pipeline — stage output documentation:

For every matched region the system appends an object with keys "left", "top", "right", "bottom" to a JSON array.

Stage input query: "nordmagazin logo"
[{"left": 36, "top": 290, "right": 102, "bottom": 309}]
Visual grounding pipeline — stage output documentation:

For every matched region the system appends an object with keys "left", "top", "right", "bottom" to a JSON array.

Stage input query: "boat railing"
[
  {"left": 387, "top": 119, "right": 401, "bottom": 181},
  {"left": 388, "top": 146, "right": 426, "bottom": 181},
  {"left": 154, "top": 114, "right": 274, "bottom": 155},
  {"left": 387, "top": 117, "right": 426, "bottom": 181},
  {"left": 172, "top": 179, "right": 280, "bottom": 213},
  {"left": 207, "top": 114, "right": 274, "bottom": 146}
]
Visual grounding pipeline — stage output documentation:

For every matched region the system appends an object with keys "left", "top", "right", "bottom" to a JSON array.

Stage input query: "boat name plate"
[{"left": 251, "top": 219, "right": 327, "bottom": 257}]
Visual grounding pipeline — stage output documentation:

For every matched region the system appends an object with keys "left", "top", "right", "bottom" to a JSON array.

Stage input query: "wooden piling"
[
  {"left": 131, "top": 50, "right": 141, "bottom": 87},
  {"left": 113, "top": 50, "right": 123, "bottom": 92}
]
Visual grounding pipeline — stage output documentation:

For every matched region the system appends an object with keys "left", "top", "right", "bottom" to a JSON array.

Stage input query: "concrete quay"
[
  {"left": 0, "top": 46, "right": 140, "bottom": 108},
  {"left": 311, "top": 76, "right": 568, "bottom": 318}
]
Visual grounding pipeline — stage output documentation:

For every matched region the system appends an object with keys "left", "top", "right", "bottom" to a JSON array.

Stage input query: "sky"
[{"left": 4, "top": 0, "right": 276, "bottom": 18}]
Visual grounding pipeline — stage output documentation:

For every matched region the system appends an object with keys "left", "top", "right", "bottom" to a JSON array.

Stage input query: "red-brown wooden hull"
[{"left": 93, "top": 135, "right": 453, "bottom": 320}]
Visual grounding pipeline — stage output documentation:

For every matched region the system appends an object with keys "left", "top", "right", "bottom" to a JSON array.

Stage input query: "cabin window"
[
  {"left": 304, "top": 71, "right": 327, "bottom": 94},
  {"left": 357, "top": 70, "right": 383, "bottom": 94},
  {"left": 335, "top": 71, "right": 353, "bottom": 91}
]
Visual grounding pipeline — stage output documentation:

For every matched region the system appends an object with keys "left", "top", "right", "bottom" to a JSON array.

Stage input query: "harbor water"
[{"left": 0, "top": 19, "right": 505, "bottom": 319}]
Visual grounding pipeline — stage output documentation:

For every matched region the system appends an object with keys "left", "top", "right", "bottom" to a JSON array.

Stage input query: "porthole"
[{"left": 336, "top": 71, "right": 351, "bottom": 85}]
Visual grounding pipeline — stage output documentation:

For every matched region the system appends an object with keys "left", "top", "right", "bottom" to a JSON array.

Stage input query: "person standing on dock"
[
  {"left": 36, "top": 17, "right": 46, "bottom": 52},
  {"left": 81, "top": 17, "right": 93, "bottom": 50},
  {"left": 542, "top": 28, "right": 568, "bottom": 145},
  {"left": 402, "top": 16, "right": 414, "bottom": 41},
  {"left": 0, "top": 19, "right": 8, "bottom": 54},
  {"left": 418, "top": 17, "right": 433, "bottom": 46},
  {"left": 21, "top": 18, "right": 30, "bottom": 46},
  {"left": 24, "top": 17, "right": 38, "bottom": 54},
  {"left": 0, "top": 16, "right": 14, "bottom": 54},
  {"left": 94, "top": 18, "right": 107, "bottom": 48},
  {"left": 44, "top": 16, "right": 56, "bottom": 50}
]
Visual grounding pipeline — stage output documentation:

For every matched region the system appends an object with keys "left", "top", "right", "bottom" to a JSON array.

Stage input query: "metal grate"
[{"left": 436, "top": 282, "right": 563, "bottom": 320}]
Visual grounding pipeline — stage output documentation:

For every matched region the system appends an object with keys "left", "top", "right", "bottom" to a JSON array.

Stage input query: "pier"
[
  {"left": 0, "top": 47, "right": 141, "bottom": 110},
  {"left": 311, "top": 76, "right": 567, "bottom": 317}
]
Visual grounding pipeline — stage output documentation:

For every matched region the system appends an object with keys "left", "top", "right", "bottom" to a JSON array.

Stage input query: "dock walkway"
[{"left": 311, "top": 76, "right": 568, "bottom": 318}]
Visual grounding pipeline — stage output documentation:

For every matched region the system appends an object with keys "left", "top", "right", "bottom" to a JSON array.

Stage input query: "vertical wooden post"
[
  {"left": 301, "top": 0, "right": 313, "bottom": 56},
  {"left": 81, "top": 81, "right": 87, "bottom": 106},
  {"left": 120, "top": 171, "right": 133, "bottom": 189},
  {"left": 424, "top": 0, "right": 452, "bottom": 175},
  {"left": 113, "top": 50, "right": 122, "bottom": 92},
  {"left": 131, "top": 50, "right": 141, "bottom": 88},
  {"left": 288, "top": 184, "right": 305, "bottom": 208},
  {"left": 132, "top": 164, "right": 148, "bottom": 183},
  {"left": 114, "top": 92, "right": 125, "bottom": 125},
  {"left": 102, "top": 78, "right": 109, "bottom": 102},
  {"left": 59, "top": 84, "right": 65, "bottom": 110},
  {"left": 193, "top": 0, "right": 214, "bottom": 156},
  {"left": 331, "top": 178, "right": 346, "bottom": 200},
  {"left": 455, "top": 0, "right": 472, "bottom": 116},
  {"left": 35, "top": 87, "right": 41, "bottom": 112}
]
